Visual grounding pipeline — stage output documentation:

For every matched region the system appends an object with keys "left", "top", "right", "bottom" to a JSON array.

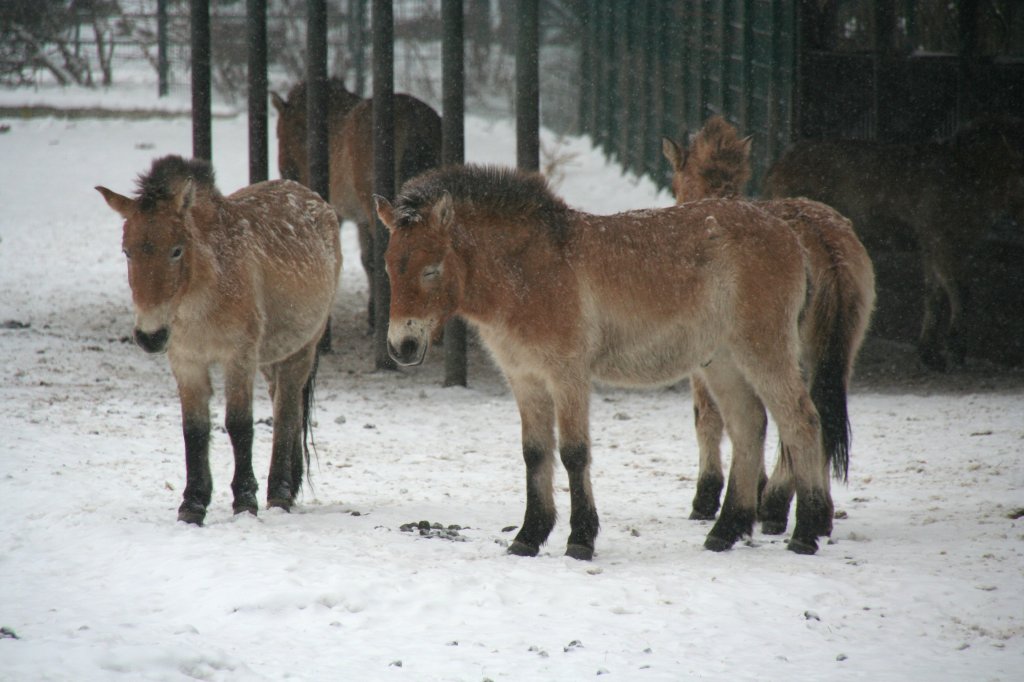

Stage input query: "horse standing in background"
[
  {"left": 764, "top": 115, "right": 1023, "bottom": 370},
  {"left": 272, "top": 78, "right": 442, "bottom": 328},
  {"left": 663, "top": 117, "right": 875, "bottom": 534},
  {"left": 376, "top": 164, "right": 843, "bottom": 557},
  {"left": 97, "top": 155, "right": 342, "bottom": 525}
]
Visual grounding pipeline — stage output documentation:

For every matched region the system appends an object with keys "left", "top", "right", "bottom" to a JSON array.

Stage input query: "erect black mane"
[
  {"left": 135, "top": 155, "right": 217, "bottom": 211},
  {"left": 393, "top": 164, "right": 571, "bottom": 243}
]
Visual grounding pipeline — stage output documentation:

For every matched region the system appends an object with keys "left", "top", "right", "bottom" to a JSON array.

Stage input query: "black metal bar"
[
  {"left": 247, "top": 0, "right": 268, "bottom": 184},
  {"left": 442, "top": 0, "right": 468, "bottom": 387},
  {"left": 372, "top": 0, "right": 396, "bottom": 370},
  {"left": 350, "top": 0, "right": 367, "bottom": 97},
  {"left": 190, "top": 0, "right": 212, "bottom": 161},
  {"left": 515, "top": 0, "right": 539, "bottom": 172},
  {"left": 306, "top": 0, "right": 329, "bottom": 200},
  {"left": 157, "top": 0, "right": 169, "bottom": 97}
]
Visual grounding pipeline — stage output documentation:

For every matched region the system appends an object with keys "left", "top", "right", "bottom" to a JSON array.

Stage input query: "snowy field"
[{"left": 1, "top": 87, "right": 1023, "bottom": 681}]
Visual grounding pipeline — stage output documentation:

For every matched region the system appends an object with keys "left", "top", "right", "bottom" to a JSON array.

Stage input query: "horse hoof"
[
  {"left": 787, "top": 536, "right": 819, "bottom": 555},
  {"left": 689, "top": 509, "right": 717, "bottom": 521},
  {"left": 507, "top": 541, "right": 539, "bottom": 557},
  {"left": 267, "top": 498, "right": 293, "bottom": 512},
  {"left": 177, "top": 509, "right": 205, "bottom": 526},
  {"left": 233, "top": 504, "right": 258, "bottom": 517},
  {"left": 703, "top": 535, "right": 736, "bottom": 552},
  {"left": 761, "top": 519, "right": 788, "bottom": 535},
  {"left": 565, "top": 544, "right": 594, "bottom": 561}
]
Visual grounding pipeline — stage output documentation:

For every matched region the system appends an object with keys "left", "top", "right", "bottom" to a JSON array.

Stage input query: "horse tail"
[
  {"left": 300, "top": 347, "right": 321, "bottom": 490},
  {"left": 806, "top": 229, "right": 875, "bottom": 483}
]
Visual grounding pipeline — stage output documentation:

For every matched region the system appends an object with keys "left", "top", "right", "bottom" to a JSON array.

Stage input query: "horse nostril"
[
  {"left": 399, "top": 338, "right": 419, "bottom": 362},
  {"left": 134, "top": 327, "right": 169, "bottom": 354}
]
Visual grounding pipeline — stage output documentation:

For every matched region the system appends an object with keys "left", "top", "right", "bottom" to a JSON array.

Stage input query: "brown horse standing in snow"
[
  {"left": 663, "top": 117, "right": 875, "bottom": 534},
  {"left": 272, "top": 78, "right": 441, "bottom": 327},
  {"left": 97, "top": 155, "right": 342, "bottom": 525},
  {"left": 376, "top": 164, "right": 840, "bottom": 557}
]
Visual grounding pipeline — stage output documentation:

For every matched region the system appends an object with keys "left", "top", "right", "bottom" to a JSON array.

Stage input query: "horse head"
[
  {"left": 271, "top": 88, "right": 306, "bottom": 184},
  {"left": 663, "top": 116, "right": 752, "bottom": 203},
  {"left": 96, "top": 169, "right": 199, "bottom": 354},
  {"left": 374, "top": 191, "right": 460, "bottom": 366}
]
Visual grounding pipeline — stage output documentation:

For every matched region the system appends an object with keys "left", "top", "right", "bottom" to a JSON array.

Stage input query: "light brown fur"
[
  {"left": 764, "top": 115, "right": 1023, "bottom": 370},
  {"left": 272, "top": 80, "right": 441, "bottom": 327},
  {"left": 664, "top": 116, "right": 876, "bottom": 535},
  {"left": 376, "top": 164, "right": 835, "bottom": 557},
  {"left": 97, "top": 155, "right": 341, "bottom": 525}
]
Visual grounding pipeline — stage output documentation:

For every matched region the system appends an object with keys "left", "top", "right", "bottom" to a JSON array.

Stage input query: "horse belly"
[{"left": 590, "top": 323, "right": 711, "bottom": 388}]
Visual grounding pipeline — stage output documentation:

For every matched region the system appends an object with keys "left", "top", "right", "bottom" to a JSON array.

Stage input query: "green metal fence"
[{"left": 580, "top": 0, "right": 795, "bottom": 194}]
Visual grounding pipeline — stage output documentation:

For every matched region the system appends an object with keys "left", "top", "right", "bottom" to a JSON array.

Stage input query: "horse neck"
[{"left": 447, "top": 206, "right": 572, "bottom": 324}]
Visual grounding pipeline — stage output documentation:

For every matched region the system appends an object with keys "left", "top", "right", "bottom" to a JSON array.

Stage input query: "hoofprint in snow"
[{"left": 1, "top": 95, "right": 1022, "bottom": 681}]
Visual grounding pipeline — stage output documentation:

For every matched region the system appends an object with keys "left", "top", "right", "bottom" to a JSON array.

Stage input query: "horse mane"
[
  {"left": 690, "top": 116, "right": 752, "bottom": 197},
  {"left": 135, "top": 155, "right": 218, "bottom": 211},
  {"left": 395, "top": 164, "right": 571, "bottom": 243}
]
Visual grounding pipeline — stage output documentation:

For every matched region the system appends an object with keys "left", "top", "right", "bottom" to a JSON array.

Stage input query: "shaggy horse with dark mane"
[
  {"left": 376, "top": 164, "right": 844, "bottom": 558},
  {"left": 663, "top": 116, "right": 875, "bottom": 535},
  {"left": 272, "top": 77, "right": 441, "bottom": 328},
  {"left": 97, "top": 155, "right": 341, "bottom": 525}
]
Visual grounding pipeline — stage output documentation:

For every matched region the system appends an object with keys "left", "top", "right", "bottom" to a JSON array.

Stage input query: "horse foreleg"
[
  {"left": 689, "top": 376, "right": 725, "bottom": 520},
  {"left": 266, "top": 344, "right": 318, "bottom": 510},
  {"left": 918, "top": 264, "right": 949, "bottom": 371},
  {"left": 554, "top": 377, "right": 599, "bottom": 560},
  {"left": 224, "top": 358, "right": 257, "bottom": 516},
  {"left": 507, "top": 375, "right": 557, "bottom": 558},
  {"left": 698, "top": 364, "right": 766, "bottom": 551},
  {"left": 173, "top": 362, "right": 213, "bottom": 525}
]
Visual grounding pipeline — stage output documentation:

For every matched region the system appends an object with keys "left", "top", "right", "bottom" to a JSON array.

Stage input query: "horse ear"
[
  {"left": 374, "top": 194, "right": 396, "bottom": 232},
  {"left": 172, "top": 179, "right": 195, "bottom": 215},
  {"left": 740, "top": 135, "right": 753, "bottom": 159},
  {"left": 95, "top": 186, "right": 135, "bottom": 218},
  {"left": 270, "top": 91, "right": 286, "bottom": 114},
  {"left": 662, "top": 137, "right": 686, "bottom": 170},
  {"left": 431, "top": 191, "right": 454, "bottom": 231}
]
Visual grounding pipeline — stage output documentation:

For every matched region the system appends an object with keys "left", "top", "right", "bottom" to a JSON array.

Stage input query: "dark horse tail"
[
  {"left": 299, "top": 348, "right": 320, "bottom": 491},
  {"left": 806, "top": 242, "right": 872, "bottom": 482}
]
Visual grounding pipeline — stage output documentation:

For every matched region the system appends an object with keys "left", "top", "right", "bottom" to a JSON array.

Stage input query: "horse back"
[
  {"left": 337, "top": 94, "right": 442, "bottom": 224},
  {"left": 572, "top": 201, "right": 807, "bottom": 382}
]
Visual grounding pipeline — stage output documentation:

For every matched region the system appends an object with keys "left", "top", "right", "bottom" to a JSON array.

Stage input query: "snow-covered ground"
[{"left": 1, "top": 89, "right": 1022, "bottom": 681}]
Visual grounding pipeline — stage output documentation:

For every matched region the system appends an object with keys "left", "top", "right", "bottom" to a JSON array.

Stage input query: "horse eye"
[
  {"left": 122, "top": 248, "right": 131, "bottom": 260},
  {"left": 422, "top": 265, "right": 441, "bottom": 281},
  {"left": 170, "top": 246, "right": 184, "bottom": 261}
]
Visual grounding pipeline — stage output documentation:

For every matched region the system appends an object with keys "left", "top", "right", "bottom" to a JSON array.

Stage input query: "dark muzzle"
[
  {"left": 134, "top": 327, "right": 169, "bottom": 354},
  {"left": 388, "top": 337, "right": 424, "bottom": 366}
]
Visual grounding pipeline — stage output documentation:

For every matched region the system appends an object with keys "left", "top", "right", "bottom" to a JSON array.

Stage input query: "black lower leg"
[
  {"left": 561, "top": 443, "right": 599, "bottom": 560},
  {"left": 788, "top": 488, "right": 833, "bottom": 555},
  {"left": 759, "top": 484, "right": 794, "bottom": 535},
  {"left": 267, "top": 428, "right": 298, "bottom": 510},
  {"left": 227, "top": 413, "right": 257, "bottom": 516},
  {"left": 509, "top": 446, "right": 556, "bottom": 557},
  {"left": 690, "top": 471, "right": 724, "bottom": 520},
  {"left": 179, "top": 419, "right": 212, "bottom": 525},
  {"left": 705, "top": 485, "right": 755, "bottom": 552}
]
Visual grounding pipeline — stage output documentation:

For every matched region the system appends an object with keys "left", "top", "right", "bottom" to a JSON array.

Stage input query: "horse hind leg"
[
  {"left": 759, "top": 447, "right": 795, "bottom": 535},
  {"left": 266, "top": 342, "right": 319, "bottom": 510},
  {"left": 689, "top": 377, "right": 725, "bottom": 520},
  {"left": 697, "top": 364, "right": 767, "bottom": 551},
  {"left": 553, "top": 373, "right": 599, "bottom": 560}
]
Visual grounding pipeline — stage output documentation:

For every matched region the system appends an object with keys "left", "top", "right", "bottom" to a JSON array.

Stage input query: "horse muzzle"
[
  {"left": 134, "top": 327, "right": 170, "bottom": 354},
  {"left": 387, "top": 336, "right": 427, "bottom": 367}
]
